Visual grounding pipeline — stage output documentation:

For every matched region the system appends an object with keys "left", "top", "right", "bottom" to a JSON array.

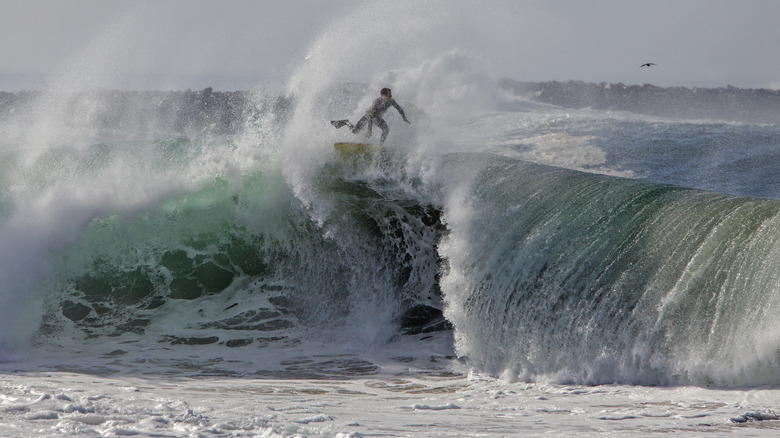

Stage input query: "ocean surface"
[{"left": 2, "top": 27, "right": 780, "bottom": 438}]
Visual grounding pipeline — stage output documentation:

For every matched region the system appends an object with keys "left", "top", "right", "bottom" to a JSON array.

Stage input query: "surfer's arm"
[{"left": 392, "top": 100, "right": 410, "bottom": 124}]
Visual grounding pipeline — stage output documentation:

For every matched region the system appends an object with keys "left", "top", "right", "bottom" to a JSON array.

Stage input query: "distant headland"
[{"left": 499, "top": 79, "right": 780, "bottom": 124}]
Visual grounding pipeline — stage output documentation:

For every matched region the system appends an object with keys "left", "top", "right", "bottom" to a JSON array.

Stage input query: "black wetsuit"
[{"left": 351, "top": 97, "right": 406, "bottom": 144}]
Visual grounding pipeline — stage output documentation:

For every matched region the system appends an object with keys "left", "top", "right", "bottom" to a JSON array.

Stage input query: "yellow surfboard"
[{"left": 334, "top": 142, "right": 373, "bottom": 156}]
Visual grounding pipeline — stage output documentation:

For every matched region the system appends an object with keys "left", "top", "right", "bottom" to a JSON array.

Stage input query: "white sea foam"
[{"left": 3, "top": 367, "right": 780, "bottom": 437}]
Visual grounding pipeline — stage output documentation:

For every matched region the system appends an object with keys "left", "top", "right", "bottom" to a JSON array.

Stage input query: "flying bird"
[{"left": 639, "top": 63, "right": 657, "bottom": 68}]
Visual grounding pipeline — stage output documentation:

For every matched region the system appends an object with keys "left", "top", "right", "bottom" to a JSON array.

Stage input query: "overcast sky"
[{"left": 1, "top": 0, "right": 779, "bottom": 90}]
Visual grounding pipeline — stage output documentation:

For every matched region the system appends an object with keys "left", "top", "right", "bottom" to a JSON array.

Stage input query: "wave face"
[
  {"left": 25, "top": 146, "right": 445, "bottom": 358},
  {"left": 439, "top": 153, "right": 780, "bottom": 386}
]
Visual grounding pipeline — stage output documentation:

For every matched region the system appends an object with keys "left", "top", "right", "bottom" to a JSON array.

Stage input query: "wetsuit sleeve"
[{"left": 391, "top": 99, "right": 406, "bottom": 118}]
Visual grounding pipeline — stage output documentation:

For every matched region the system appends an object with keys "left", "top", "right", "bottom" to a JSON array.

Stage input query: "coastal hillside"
[{"left": 500, "top": 79, "right": 780, "bottom": 124}]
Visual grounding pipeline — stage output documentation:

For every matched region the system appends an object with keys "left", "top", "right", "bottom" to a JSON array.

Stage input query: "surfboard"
[{"left": 334, "top": 142, "right": 373, "bottom": 156}]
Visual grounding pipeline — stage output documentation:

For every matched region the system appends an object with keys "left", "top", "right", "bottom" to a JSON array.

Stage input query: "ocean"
[{"left": 2, "top": 37, "right": 780, "bottom": 438}]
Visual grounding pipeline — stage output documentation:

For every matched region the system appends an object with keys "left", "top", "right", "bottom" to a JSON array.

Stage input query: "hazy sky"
[{"left": 1, "top": 0, "right": 779, "bottom": 90}]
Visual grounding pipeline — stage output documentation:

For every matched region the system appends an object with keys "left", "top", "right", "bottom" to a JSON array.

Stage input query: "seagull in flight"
[{"left": 639, "top": 62, "right": 657, "bottom": 68}]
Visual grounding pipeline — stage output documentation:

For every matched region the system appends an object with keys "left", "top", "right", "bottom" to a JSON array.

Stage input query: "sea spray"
[{"left": 0, "top": 86, "right": 267, "bottom": 359}]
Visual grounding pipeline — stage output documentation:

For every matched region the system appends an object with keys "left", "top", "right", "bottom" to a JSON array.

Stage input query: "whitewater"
[{"left": 2, "top": 3, "right": 780, "bottom": 437}]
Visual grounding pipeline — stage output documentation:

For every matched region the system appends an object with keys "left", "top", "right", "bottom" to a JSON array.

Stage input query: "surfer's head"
[{"left": 380, "top": 88, "right": 392, "bottom": 98}]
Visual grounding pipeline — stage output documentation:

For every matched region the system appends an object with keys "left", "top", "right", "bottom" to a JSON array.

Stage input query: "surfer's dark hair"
[{"left": 380, "top": 88, "right": 391, "bottom": 96}]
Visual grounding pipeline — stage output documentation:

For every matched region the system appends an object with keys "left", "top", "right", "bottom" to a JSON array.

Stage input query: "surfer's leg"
[
  {"left": 331, "top": 119, "right": 353, "bottom": 129},
  {"left": 376, "top": 117, "right": 389, "bottom": 145},
  {"left": 351, "top": 115, "right": 368, "bottom": 134}
]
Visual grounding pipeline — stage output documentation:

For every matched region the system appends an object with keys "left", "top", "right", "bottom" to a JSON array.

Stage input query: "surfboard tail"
[{"left": 331, "top": 119, "right": 353, "bottom": 129}]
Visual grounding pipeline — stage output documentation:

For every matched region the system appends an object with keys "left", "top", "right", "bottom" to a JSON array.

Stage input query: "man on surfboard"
[{"left": 331, "top": 88, "right": 410, "bottom": 146}]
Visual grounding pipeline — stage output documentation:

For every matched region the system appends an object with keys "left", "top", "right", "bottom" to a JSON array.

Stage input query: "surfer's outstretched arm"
[{"left": 391, "top": 100, "right": 411, "bottom": 124}]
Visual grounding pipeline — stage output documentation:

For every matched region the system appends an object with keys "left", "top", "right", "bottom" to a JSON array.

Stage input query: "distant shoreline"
[{"left": 500, "top": 79, "right": 780, "bottom": 124}]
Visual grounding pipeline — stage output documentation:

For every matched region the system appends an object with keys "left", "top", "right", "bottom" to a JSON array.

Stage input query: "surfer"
[{"left": 331, "top": 88, "right": 410, "bottom": 145}]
